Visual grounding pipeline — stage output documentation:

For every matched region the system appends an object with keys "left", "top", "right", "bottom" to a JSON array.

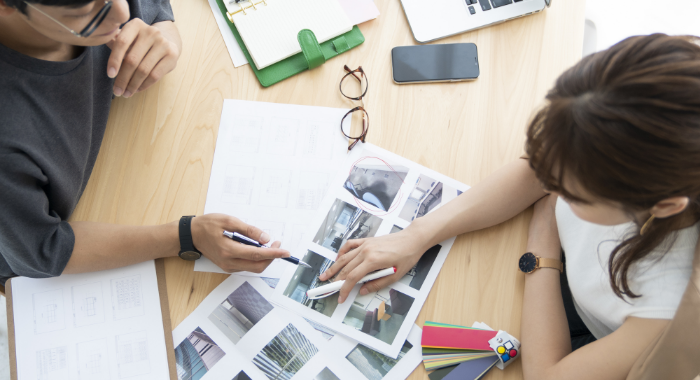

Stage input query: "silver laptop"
[{"left": 401, "top": 0, "right": 552, "bottom": 43}]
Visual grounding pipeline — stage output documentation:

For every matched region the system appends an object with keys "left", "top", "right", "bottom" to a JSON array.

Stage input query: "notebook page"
[{"left": 230, "top": 0, "right": 353, "bottom": 70}]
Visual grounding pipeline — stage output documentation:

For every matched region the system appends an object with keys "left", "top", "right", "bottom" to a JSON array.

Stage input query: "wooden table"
[{"left": 71, "top": 1, "right": 585, "bottom": 378}]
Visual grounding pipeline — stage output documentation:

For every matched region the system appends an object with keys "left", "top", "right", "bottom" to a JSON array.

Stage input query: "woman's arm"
[
  {"left": 64, "top": 213, "right": 289, "bottom": 274},
  {"left": 521, "top": 195, "right": 668, "bottom": 380},
  {"left": 320, "top": 158, "right": 547, "bottom": 303}
]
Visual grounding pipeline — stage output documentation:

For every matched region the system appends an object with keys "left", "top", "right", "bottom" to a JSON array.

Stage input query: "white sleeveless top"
[{"left": 555, "top": 198, "right": 697, "bottom": 339}]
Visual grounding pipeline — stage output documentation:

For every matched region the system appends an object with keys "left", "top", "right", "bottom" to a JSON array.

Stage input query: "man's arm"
[{"left": 65, "top": 214, "right": 289, "bottom": 274}]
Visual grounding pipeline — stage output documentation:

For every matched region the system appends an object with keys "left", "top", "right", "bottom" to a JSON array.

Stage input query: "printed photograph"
[
  {"left": 399, "top": 174, "right": 442, "bottom": 222},
  {"left": 343, "top": 161, "right": 409, "bottom": 211},
  {"left": 232, "top": 371, "right": 252, "bottom": 380},
  {"left": 208, "top": 281, "right": 274, "bottom": 344},
  {"left": 283, "top": 250, "right": 340, "bottom": 317},
  {"left": 389, "top": 227, "right": 441, "bottom": 290},
  {"left": 313, "top": 199, "right": 383, "bottom": 253},
  {"left": 314, "top": 367, "right": 341, "bottom": 380},
  {"left": 253, "top": 324, "right": 319, "bottom": 380},
  {"left": 342, "top": 288, "right": 415, "bottom": 345},
  {"left": 346, "top": 340, "right": 414, "bottom": 380},
  {"left": 174, "top": 327, "right": 225, "bottom": 380}
]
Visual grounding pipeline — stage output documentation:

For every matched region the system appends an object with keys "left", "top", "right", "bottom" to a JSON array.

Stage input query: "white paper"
[
  {"left": 195, "top": 99, "right": 350, "bottom": 278},
  {"left": 171, "top": 275, "right": 422, "bottom": 380},
  {"left": 338, "top": 0, "right": 380, "bottom": 26},
  {"left": 585, "top": 0, "right": 700, "bottom": 54},
  {"left": 11, "top": 261, "right": 170, "bottom": 380},
  {"left": 271, "top": 143, "right": 470, "bottom": 357},
  {"left": 208, "top": 0, "right": 248, "bottom": 67}
]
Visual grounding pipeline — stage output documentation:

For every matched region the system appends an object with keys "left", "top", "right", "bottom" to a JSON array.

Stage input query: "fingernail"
[
  {"left": 260, "top": 232, "right": 270, "bottom": 243},
  {"left": 283, "top": 250, "right": 291, "bottom": 258},
  {"left": 123, "top": 90, "right": 132, "bottom": 98},
  {"left": 113, "top": 87, "right": 123, "bottom": 96},
  {"left": 360, "top": 288, "right": 369, "bottom": 296},
  {"left": 338, "top": 295, "right": 345, "bottom": 304},
  {"left": 107, "top": 67, "right": 117, "bottom": 78}
]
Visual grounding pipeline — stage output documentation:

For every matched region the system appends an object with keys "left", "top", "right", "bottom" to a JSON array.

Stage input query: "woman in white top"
[{"left": 320, "top": 34, "right": 700, "bottom": 379}]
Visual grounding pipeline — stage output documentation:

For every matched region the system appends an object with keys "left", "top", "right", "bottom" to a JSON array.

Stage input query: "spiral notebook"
[{"left": 223, "top": 0, "right": 353, "bottom": 70}]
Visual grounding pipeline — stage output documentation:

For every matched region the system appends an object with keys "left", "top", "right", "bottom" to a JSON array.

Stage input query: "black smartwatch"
[{"left": 178, "top": 215, "right": 202, "bottom": 261}]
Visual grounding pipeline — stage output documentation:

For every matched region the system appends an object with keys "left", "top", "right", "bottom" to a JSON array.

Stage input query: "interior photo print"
[
  {"left": 253, "top": 324, "right": 319, "bottom": 380},
  {"left": 389, "top": 226, "right": 441, "bottom": 291},
  {"left": 283, "top": 250, "right": 340, "bottom": 317},
  {"left": 314, "top": 367, "right": 341, "bottom": 380},
  {"left": 313, "top": 199, "right": 383, "bottom": 253},
  {"left": 342, "top": 287, "right": 415, "bottom": 345},
  {"left": 345, "top": 340, "right": 414, "bottom": 380},
  {"left": 398, "top": 174, "right": 463, "bottom": 222},
  {"left": 232, "top": 371, "right": 252, "bottom": 380},
  {"left": 343, "top": 160, "right": 409, "bottom": 211},
  {"left": 174, "top": 327, "right": 226, "bottom": 380},
  {"left": 208, "top": 281, "right": 274, "bottom": 344}
]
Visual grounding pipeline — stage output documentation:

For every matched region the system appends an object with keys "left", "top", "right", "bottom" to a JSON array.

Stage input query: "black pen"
[{"left": 223, "top": 230, "right": 312, "bottom": 269}]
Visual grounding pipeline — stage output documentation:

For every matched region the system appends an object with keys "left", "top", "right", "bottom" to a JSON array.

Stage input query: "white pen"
[{"left": 306, "top": 267, "right": 397, "bottom": 299}]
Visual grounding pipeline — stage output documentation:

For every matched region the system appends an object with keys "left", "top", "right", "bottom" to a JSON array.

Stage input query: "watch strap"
[
  {"left": 538, "top": 257, "right": 563, "bottom": 273},
  {"left": 179, "top": 216, "right": 199, "bottom": 253}
]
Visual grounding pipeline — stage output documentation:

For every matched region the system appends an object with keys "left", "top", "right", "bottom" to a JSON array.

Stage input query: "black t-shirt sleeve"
[
  {"left": 130, "top": 0, "right": 175, "bottom": 25},
  {"left": 0, "top": 152, "right": 74, "bottom": 278}
]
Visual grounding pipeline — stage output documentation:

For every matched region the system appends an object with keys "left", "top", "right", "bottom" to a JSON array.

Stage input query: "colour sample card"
[
  {"left": 271, "top": 143, "right": 470, "bottom": 358},
  {"left": 195, "top": 99, "right": 351, "bottom": 278},
  {"left": 171, "top": 275, "right": 422, "bottom": 380},
  {"left": 11, "top": 261, "right": 171, "bottom": 380}
]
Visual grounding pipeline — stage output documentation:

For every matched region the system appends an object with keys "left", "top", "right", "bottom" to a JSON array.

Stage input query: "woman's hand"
[
  {"left": 526, "top": 194, "right": 561, "bottom": 259},
  {"left": 318, "top": 228, "right": 430, "bottom": 303},
  {"left": 106, "top": 19, "right": 181, "bottom": 98},
  {"left": 191, "top": 214, "right": 290, "bottom": 273}
]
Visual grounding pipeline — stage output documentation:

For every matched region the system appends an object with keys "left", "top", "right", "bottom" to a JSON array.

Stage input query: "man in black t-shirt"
[{"left": 0, "top": 0, "right": 289, "bottom": 283}]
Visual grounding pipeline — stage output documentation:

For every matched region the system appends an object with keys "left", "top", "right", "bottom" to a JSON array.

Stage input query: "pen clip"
[{"left": 306, "top": 290, "right": 339, "bottom": 300}]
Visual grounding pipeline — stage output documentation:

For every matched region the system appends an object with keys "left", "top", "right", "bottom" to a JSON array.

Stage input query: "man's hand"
[
  {"left": 191, "top": 214, "right": 290, "bottom": 273},
  {"left": 106, "top": 19, "right": 181, "bottom": 98}
]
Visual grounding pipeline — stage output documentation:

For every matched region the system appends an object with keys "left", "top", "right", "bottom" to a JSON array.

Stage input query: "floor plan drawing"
[
  {"left": 296, "top": 171, "right": 330, "bottom": 210},
  {"left": 222, "top": 165, "right": 256, "bottom": 205},
  {"left": 72, "top": 282, "right": 105, "bottom": 327},
  {"left": 227, "top": 116, "right": 263, "bottom": 154},
  {"left": 33, "top": 289, "right": 65, "bottom": 334},
  {"left": 116, "top": 331, "right": 151, "bottom": 378},
  {"left": 111, "top": 275, "right": 144, "bottom": 320},
  {"left": 262, "top": 118, "right": 299, "bottom": 156},
  {"left": 256, "top": 168, "right": 292, "bottom": 207},
  {"left": 36, "top": 346, "right": 69, "bottom": 380},
  {"left": 77, "top": 338, "right": 110, "bottom": 380},
  {"left": 299, "top": 121, "right": 334, "bottom": 160}
]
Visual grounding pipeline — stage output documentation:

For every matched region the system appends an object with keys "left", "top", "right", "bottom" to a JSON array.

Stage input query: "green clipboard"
[{"left": 215, "top": 0, "right": 365, "bottom": 87}]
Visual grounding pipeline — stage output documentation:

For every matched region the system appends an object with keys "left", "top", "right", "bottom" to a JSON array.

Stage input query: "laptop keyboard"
[{"left": 467, "top": 0, "right": 524, "bottom": 14}]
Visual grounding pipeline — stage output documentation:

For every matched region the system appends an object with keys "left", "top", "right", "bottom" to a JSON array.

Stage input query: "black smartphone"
[{"left": 391, "top": 43, "right": 479, "bottom": 84}]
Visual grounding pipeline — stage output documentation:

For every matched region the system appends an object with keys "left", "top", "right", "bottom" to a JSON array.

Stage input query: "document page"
[
  {"left": 171, "top": 275, "right": 422, "bottom": 380},
  {"left": 271, "top": 143, "right": 470, "bottom": 358},
  {"left": 195, "top": 99, "right": 350, "bottom": 278},
  {"left": 11, "top": 261, "right": 170, "bottom": 380}
]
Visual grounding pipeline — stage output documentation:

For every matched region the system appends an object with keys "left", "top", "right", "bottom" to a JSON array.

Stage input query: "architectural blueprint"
[
  {"left": 11, "top": 261, "right": 170, "bottom": 380},
  {"left": 195, "top": 100, "right": 351, "bottom": 278}
]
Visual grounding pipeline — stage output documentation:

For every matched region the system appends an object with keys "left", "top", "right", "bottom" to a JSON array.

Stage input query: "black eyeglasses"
[
  {"left": 339, "top": 65, "right": 369, "bottom": 152},
  {"left": 25, "top": 1, "right": 113, "bottom": 38}
]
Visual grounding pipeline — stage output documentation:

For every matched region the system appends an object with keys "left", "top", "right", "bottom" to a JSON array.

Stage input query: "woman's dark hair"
[
  {"left": 6, "top": 0, "right": 93, "bottom": 14},
  {"left": 526, "top": 34, "right": 700, "bottom": 300}
]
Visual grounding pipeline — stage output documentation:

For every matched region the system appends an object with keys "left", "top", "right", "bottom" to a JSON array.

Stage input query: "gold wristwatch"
[{"left": 518, "top": 252, "right": 563, "bottom": 274}]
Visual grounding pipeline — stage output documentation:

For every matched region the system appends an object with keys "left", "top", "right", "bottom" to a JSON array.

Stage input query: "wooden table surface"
[{"left": 71, "top": 0, "right": 585, "bottom": 378}]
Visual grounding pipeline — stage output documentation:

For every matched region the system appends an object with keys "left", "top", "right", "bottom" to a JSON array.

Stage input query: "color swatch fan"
[{"left": 421, "top": 321, "right": 521, "bottom": 380}]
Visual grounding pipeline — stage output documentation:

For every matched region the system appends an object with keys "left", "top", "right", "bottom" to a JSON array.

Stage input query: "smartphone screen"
[{"left": 391, "top": 43, "right": 479, "bottom": 83}]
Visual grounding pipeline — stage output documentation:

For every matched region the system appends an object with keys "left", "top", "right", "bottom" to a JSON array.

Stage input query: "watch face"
[
  {"left": 179, "top": 250, "right": 201, "bottom": 261},
  {"left": 519, "top": 252, "right": 538, "bottom": 273}
]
